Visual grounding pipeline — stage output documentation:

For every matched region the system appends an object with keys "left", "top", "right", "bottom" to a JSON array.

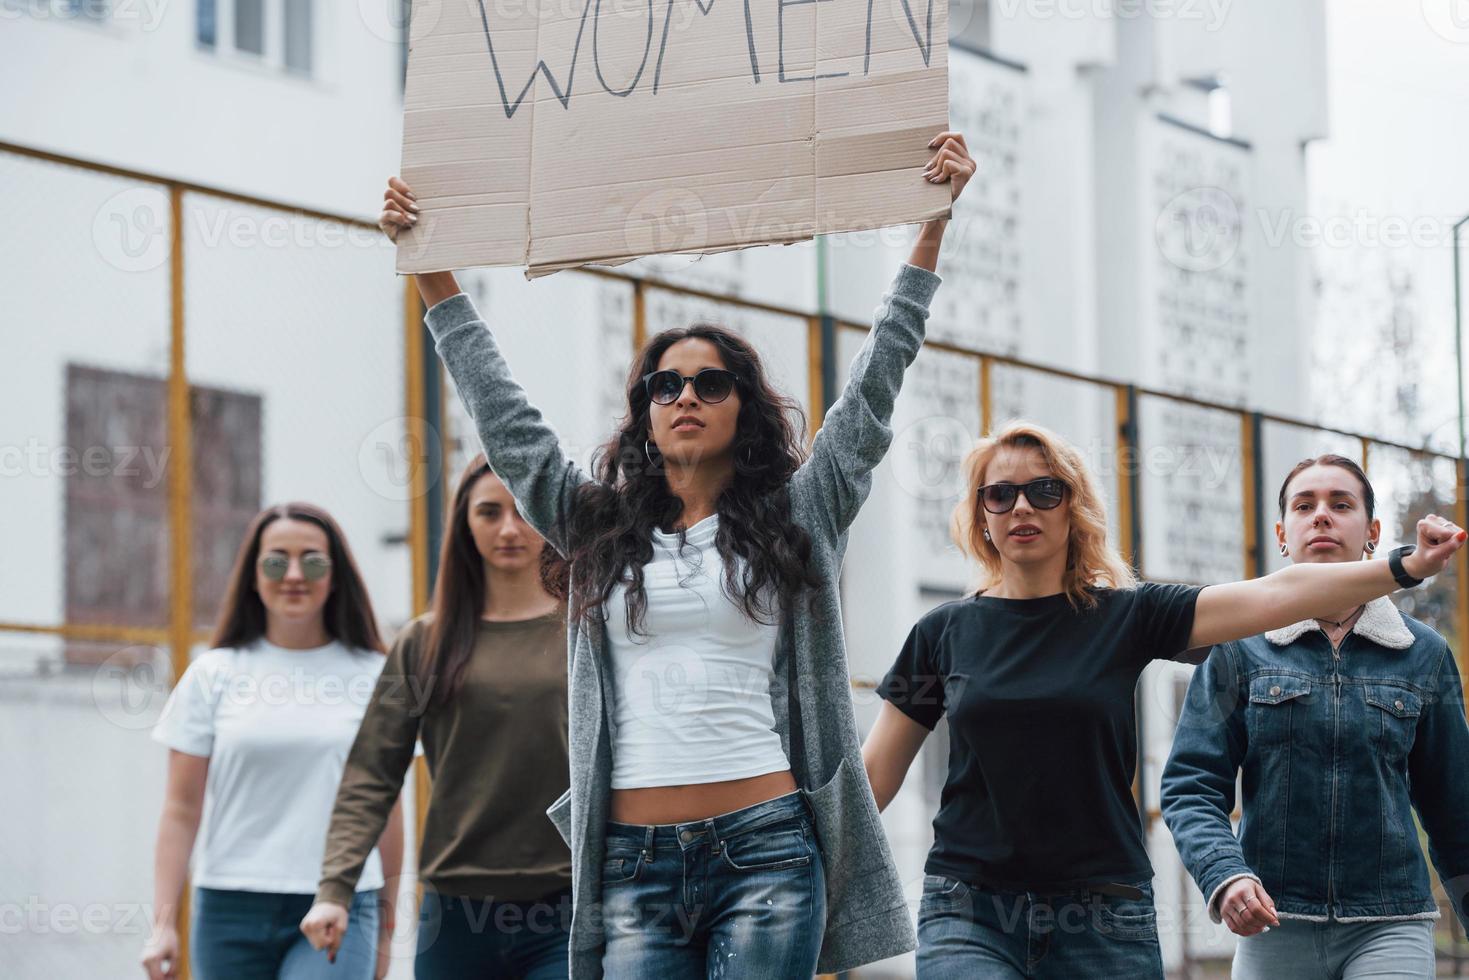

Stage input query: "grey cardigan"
[{"left": 425, "top": 262, "right": 941, "bottom": 978}]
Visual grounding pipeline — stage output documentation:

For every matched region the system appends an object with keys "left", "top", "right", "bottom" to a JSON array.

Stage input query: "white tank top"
[{"left": 604, "top": 513, "right": 790, "bottom": 789}]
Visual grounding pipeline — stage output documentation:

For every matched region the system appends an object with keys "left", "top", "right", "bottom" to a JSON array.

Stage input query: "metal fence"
[{"left": 3, "top": 139, "right": 1466, "bottom": 976}]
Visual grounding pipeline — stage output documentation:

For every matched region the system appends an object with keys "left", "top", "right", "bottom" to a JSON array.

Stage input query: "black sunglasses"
[
  {"left": 642, "top": 368, "right": 739, "bottom": 406},
  {"left": 977, "top": 478, "right": 1067, "bottom": 514}
]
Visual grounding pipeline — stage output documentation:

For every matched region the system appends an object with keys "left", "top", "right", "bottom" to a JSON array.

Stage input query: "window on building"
[
  {"left": 63, "top": 365, "right": 262, "bottom": 665},
  {"left": 197, "top": 0, "right": 217, "bottom": 47},
  {"left": 234, "top": 0, "right": 265, "bottom": 55},
  {"left": 283, "top": 0, "right": 312, "bottom": 74},
  {"left": 197, "top": 0, "right": 313, "bottom": 76}
]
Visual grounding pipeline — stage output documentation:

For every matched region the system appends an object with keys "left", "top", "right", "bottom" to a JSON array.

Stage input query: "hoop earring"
[
  {"left": 1364, "top": 540, "right": 1377, "bottom": 554},
  {"left": 1279, "top": 543, "right": 1289, "bottom": 557},
  {"left": 983, "top": 528, "right": 991, "bottom": 543},
  {"left": 644, "top": 440, "right": 661, "bottom": 469}
]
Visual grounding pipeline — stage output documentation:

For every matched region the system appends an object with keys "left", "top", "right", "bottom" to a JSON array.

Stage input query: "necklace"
[{"left": 1317, "top": 604, "right": 1365, "bottom": 631}]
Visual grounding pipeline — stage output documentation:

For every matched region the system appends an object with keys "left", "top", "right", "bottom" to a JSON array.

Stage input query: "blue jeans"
[
  {"left": 414, "top": 887, "right": 572, "bottom": 979},
  {"left": 599, "top": 791, "right": 827, "bottom": 979},
  {"left": 1231, "top": 918, "right": 1436, "bottom": 979},
  {"left": 916, "top": 874, "right": 1164, "bottom": 980},
  {"left": 190, "top": 886, "right": 379, "bottom": 980}
]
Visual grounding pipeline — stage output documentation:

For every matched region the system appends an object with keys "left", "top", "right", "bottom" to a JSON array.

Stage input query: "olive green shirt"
[{"left": 316, "top": 608, "right": 571, "bottom": 906}]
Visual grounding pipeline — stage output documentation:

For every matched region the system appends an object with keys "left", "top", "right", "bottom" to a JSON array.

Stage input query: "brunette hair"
[
  {"left": 210, "top": 502, "right": 384, "bottom": 653},
  {"left": 416, "top": 454, "right": 570, "bottom": 709},
  {"left": 1277, "top": 454, "right": 1375, "bottom": 520}
]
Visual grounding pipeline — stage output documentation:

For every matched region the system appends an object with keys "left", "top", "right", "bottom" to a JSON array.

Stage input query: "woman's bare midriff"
[{"left": 610, "top": 769, "right": 799, "bottom": 825}]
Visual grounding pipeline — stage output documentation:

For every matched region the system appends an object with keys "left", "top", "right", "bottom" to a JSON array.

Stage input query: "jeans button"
[
  {"left": 1395, "top": 699, "right": 1405, "bottom": 711},
  {"left": 1269, "top": 685, "right": 1282, "bottom": 697},
  {"left": 679, "top": 830, "right": 694, "bottom": 844}
]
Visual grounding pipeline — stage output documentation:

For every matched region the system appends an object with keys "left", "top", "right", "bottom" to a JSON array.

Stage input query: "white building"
[{"left": 1, "top": 0, "right": 1329, "bottom": 975}]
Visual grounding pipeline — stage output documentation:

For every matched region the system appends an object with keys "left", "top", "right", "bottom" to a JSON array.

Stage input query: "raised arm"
[
  {"left": 789, "top": 133, "right": 972, "bottom": 539},
  {"left": 1408, "top": 641, "right": 1469, "bottom": 933},
  {"left": 790, "top": 262, "right": 938, "bottom": 537},
  {"left": 1188, "top": 515, "right": 1466, "bottom": 649},
  {"left": 381, "top": 178, "right": 591, "bottom": 554}
]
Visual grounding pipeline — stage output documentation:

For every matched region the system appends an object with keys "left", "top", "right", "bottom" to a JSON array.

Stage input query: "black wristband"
[{"left": 1387, "top": 544, "right": 1423, "bottom": 589}]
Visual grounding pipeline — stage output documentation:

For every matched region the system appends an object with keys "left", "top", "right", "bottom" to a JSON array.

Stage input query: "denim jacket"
[{"left": 1161, "top": 597, "right": 1469, "bottom": 930}]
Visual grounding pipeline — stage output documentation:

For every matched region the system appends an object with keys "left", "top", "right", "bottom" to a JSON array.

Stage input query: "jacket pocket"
[
  {"left": 1249, "top": 674, "right": 1312, "bottom": 705},
  {"left": 545, "top": 788, "right": 573, "bottom": 847},
  {"left": 798, "top": 756, "right": 875, "bottom": 928},
  {"left": 1363, "top": 683, "right": 1423, "bottom": 760},
  {"left": 1247, "top": 674, "right": 1313, "bottom": 748}
]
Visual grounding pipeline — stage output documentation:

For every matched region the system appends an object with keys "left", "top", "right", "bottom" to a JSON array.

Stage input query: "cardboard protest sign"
[{"left": 394, "top": 0, "right": 950, "bottom": 276}]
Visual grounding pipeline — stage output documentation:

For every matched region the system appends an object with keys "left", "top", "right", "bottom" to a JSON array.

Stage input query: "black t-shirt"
[{"left": 878, "top": 583, "right": 1202, "bottom": 891}]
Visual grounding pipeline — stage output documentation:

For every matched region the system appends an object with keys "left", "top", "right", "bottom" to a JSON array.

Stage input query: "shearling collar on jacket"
[{"left": 1264, "top": 595, "right": 1414, "bottom": 650}]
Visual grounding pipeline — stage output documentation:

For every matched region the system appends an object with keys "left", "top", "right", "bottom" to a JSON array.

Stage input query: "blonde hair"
[{"left": 951, "top": 420, "right": 1136, "bottom": 608}]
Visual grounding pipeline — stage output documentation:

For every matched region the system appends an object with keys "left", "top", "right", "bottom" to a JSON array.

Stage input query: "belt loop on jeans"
[
  {"left": 705, "top": 816, "right": 724, "bottom": 855},
  {"left": 642, "top": 825, "right": 655, "bottom": 862}
]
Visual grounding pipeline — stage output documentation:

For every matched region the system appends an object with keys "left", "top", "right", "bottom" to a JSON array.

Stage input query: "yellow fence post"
[
  {"left": 1114, "top": 385, "right": 1137, "bottom": 571},
  {"left": 979, "top": 355, "right": 993, "bottom": 437},
  {"left": 807, "top": 315, "right": 825, "bottom": 440},
  {"left": 1241, "top": 412, "right": 1258, "bottom": 577},
  {"left": 165, "top": 182, "right": 195, "bottom": 980},
  {"left": 632, "top": 278, "right": 647, "bottom": 353}
]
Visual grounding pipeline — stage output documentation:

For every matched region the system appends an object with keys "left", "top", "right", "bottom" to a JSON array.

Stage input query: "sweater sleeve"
[
  {"left": 424, "top": 292, "right": 593, "bottom": 556},
  {"left": 1160, "top": 642, "right": 1258, "bottom": 922},
  {"left": 1408, "top": 642, "right": 1469, "bottom": 933},
  {"left": 789, "top": 263, "right": 940, "bottom": 541},
  {"left": 316, "top": 623, "right": 424, "bottom": 908}
]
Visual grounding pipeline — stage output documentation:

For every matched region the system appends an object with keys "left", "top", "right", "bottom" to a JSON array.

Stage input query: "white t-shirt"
[
  {"left": 151, "top": 638, "right": 387, "bottom": 894},
  {"left": 604, "top": 513, "right": 790, "bottom": 789}
]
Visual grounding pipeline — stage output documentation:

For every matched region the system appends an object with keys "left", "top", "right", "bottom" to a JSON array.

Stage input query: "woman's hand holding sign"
[{"left": 910, "top": 129, "right": 975, "bottom": 272}]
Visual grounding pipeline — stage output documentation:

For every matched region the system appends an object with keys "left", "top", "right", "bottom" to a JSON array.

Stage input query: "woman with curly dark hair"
[{"left": 374, "top": 128, "right": 975, "bottom": 979}]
